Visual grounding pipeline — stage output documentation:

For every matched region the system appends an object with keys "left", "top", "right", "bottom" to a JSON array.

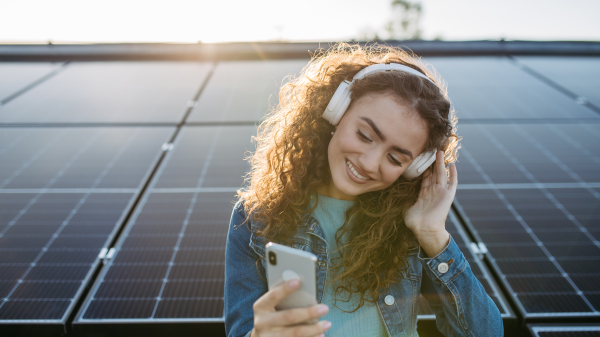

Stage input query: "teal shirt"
[{"left": 309, "top": 194, "right": 388, "bottom": 337}]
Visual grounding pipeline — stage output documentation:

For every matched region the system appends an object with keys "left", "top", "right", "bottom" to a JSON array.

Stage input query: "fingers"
[
  {"left": 435, "top": 150, "right": 445, "bottom": 186},
  {"left": 265, "top": 304, "right": 329, "bottom": 327},
  {"left": 421, "top": 164, "right": 434, "bottom": 188},
  {"left": 253, "top": 279, "right": 300, "bottom": 313},
  {"left": 448, "top": 161, "right": 458, "bottom": 194},
  {"left": 278, "top": 320, "right": 332, "bottom": 337}
]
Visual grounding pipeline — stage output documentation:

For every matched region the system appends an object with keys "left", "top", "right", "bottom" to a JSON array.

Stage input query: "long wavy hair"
[{"left": 237, "top": 42, "right": 460, "bottom": 311}]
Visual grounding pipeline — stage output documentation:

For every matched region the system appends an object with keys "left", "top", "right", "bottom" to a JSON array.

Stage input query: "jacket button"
[
  {"left": 438, "top": 262, "right": 449, "bottom": 274},
  {"left": 384, "top": 295, "right": 395, "bottom": 306}
]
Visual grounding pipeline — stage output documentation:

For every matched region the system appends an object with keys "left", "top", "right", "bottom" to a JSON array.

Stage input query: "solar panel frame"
[
  {"left": 528, "top": 324, "right": 600, "bottom": 337},
  {"left": 0, "top": 127, "right": 175, "bottom": 328}
]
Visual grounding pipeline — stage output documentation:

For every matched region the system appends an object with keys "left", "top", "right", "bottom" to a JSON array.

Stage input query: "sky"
[{"left": 1, "top": 0, "right": 598, "bottom": 44}]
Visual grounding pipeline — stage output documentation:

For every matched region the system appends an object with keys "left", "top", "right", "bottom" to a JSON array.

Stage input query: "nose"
[{"left": 356, "top": 150, "right": 380, "bottom": 176}]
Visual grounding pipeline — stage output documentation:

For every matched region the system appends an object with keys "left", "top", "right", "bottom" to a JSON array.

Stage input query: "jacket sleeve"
[
  {"left": 418, "top": 233, "right": 503, "bottom": 337},
  {"left": 224, "top": 200, "right": 269, "bottom": 337}
]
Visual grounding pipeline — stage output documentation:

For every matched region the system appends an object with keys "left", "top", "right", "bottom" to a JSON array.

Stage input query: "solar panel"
[
  {"left": 451, "top": 124, "right": 600, "bottom": 318},
  {"left": 0, "top": 63, "right": 62, "bottom": 103},
  {"left": 74, "top": 126, "right": 255, "bottom": 326},
  {"left": 0, "top": 127, "right": 173, "bottom": 325},
  {"left": 425, "top": 57, "right": 599, "bottom": 120},
  {"left": 0, "top": 62, "right": 212, "bottom": 124},
  {"left": 528, "top": 324, "right": 600, "bottom": 337},
  {"left": 187, "top": 60, "right": 307, "bottom": 123},
  {"left": 516, "top": 57, "right": 600, "bottom": 108}
]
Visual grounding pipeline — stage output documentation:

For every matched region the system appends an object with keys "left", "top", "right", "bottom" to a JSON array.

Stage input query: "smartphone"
[{"left": 265, "top": 242, "right": 319, "bottom": 324}]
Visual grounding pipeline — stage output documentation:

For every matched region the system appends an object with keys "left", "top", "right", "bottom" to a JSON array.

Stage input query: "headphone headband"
[{"left": 352, "top": 63, "right": 437, "bottom": 87}]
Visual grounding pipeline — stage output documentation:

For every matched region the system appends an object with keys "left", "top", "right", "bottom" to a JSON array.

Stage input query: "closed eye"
[
  {"left": 356, "top": 130, "right": 372, "bottom": 143},
  {"left": 389, "top": 154, "right": 402, "bottom": 167},
  {"left": 357, "top": 130, "right": 402, "bottom": 167}
]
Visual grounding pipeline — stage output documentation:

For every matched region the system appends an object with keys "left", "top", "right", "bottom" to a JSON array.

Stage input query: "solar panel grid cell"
[
  {"left": 188, "top": 60, "right": 307, "bottom": 123},
  {"left": 0, "top": 62, "right": 212, "bottom": 124},
  {"left": 0, "top": 63, "right": 63, "bottom": 103},
  {"left": 516, "top": 57, "right": 600, "bottom": 108},
  {"left": 426, "top": 57, "right": 600, "bottom": 120}
]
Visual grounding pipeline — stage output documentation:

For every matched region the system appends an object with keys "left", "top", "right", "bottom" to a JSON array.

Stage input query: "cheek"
[
  {"left": 381, "top": 167, "right": 404, "bottom": 185},
  {"left": 330, "top": 135, "right": 359, "bottom": 156}
]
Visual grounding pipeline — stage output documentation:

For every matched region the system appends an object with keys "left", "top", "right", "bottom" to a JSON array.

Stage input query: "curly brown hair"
[{"left": 237, "top": 42, "right": 460, "bottom": 311}]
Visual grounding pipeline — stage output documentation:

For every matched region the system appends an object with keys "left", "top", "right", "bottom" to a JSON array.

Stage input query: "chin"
[{"left": 332, "top": 172, "right": 369, "bottom": 197}]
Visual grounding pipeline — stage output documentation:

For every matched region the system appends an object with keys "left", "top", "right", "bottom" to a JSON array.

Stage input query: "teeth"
[{"left": 347, "top": 161, "right": 369, "bottom": 181}]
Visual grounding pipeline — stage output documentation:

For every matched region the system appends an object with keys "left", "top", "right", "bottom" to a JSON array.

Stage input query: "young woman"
[{"left": 224, "top": 43, "right": 503, "bottom": 337}]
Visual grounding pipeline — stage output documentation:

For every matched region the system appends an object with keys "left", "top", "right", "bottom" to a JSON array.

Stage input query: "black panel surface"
[
  {"left": 455, "top": 187, "right": 600, "bottom": 317},
  {"left": 76, "top": 126, "right": 255, "bottom": 322},
  {"left": 516, "top": 57, "right": 600, "bottom": 108},
  {"left": 0, "top": 127, "right": 172, "bottom": 323},
  {"left": 0, "top": 62, "right": 211, "bottom": 123},
  {"left": 455, "top": 124, "right": 600, "bottom": 185},
  {"left": 0, "top": 63, "right": 61, "bottom": 102},
  {"left": 188, "top": 60, "right": 306, "bottom": 122},
  {"left": 425, "top": 57, "right": 598, "bottom": 120}
]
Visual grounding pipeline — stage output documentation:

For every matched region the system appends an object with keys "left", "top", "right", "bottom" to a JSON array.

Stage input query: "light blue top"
[{"left": 309, "top": 194, "right": 388, "bottom": 337}]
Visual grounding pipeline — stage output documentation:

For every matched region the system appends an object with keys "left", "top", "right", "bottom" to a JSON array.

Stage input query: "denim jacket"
[{"left": 224, "top": 200, "right": 503, "bottom": 337}]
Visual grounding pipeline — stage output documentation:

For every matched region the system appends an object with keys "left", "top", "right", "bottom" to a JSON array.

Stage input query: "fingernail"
[
  {"left": 289, "top": 279, "right": 299, "bottom": 288},
  {"left": 321, "top": 320, "right": 332, "bottom": 331},
  {"left": 317, "top": 304, "right": 329, "bottom": 315}
]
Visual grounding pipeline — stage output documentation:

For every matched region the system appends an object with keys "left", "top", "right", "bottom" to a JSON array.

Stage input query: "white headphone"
[{"left": 322, "top": 63, "right": 439, "bottom": 179}]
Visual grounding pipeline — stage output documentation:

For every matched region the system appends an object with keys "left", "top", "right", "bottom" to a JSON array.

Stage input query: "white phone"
[{"left": 265, "top": 242, "right": 319, "bottom": 324}]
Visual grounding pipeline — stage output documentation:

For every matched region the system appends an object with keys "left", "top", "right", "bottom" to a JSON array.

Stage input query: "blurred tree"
[{"left": 385, "top": 0, "right": 422, "bottom": 40}]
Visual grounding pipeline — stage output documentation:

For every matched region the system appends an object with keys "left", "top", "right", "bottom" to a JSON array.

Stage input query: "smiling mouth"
[{"left": 346, "top": 160, "right": 371, "bottom": 181}]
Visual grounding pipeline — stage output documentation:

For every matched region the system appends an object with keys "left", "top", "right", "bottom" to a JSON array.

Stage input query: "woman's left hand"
[{"left": 404, "top": 150, "right": 458, "bottom": 257}]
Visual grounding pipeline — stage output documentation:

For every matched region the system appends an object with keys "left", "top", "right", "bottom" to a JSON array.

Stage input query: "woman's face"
[{"left": 320, "top": 91, "right": 429, "bottom": 201}]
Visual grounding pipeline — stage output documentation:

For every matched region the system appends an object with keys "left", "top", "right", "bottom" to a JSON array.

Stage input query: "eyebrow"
[{"left": 359, "top": 117, "right": 414, "bottom": 159}]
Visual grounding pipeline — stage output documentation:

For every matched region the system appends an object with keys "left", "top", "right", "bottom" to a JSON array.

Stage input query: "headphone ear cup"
[
  {"left": 322, "top": 81, "right": 352, "bottom": 126},
  {"left": 402, "top": 151, "right": 437, "bottom": 179}
]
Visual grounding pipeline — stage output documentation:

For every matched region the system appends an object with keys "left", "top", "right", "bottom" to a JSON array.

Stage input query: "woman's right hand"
[{"left": 250, "top": 279, "right": 332, "bottom": 337}]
